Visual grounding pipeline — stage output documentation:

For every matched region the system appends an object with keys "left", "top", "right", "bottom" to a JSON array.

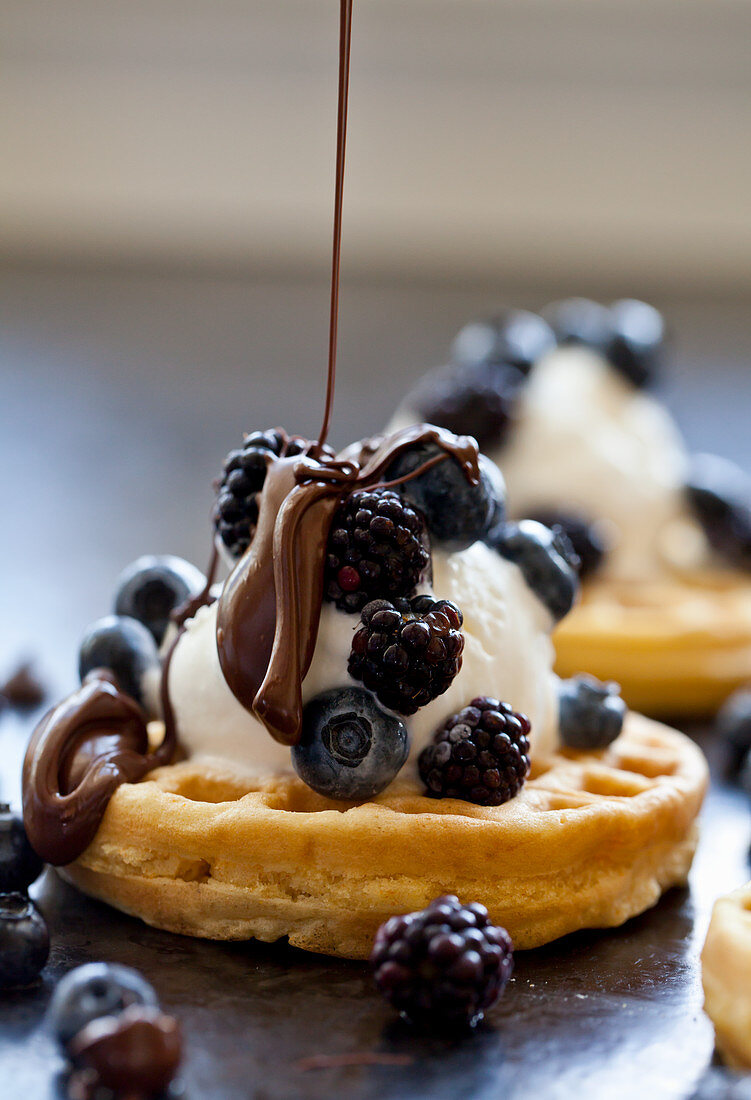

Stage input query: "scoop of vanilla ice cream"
[
  {"left": 486, "top": 347, "right": 701, "bottom": 581},
  {"left": 169, "top": 540, "right": 560, "bottom": 781}
]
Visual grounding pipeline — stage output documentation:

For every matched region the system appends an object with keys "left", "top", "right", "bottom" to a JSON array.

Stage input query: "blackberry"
[
  {"left": 325, "top": 490, "right": 430, "bottom": 614},
  {"left": 526, "top": 509, "right": 607, "bottom": 581},
  {"left": 348, "top": 596, "right": 464, "bottom": 716},
  {"left": 407, "top": 362, "right": 523, "bottom": 451},
  {"left": 371, "top": 894, "right": 514, "bottom": 1028},
  {"left": 418, "top": 697, "right": 531, "bottom": 806},
  {"left": 214, "top": 429, "right": 328, "bottom": 560}
]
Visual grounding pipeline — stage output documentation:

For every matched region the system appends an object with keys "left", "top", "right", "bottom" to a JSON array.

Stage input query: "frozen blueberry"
[
  {"left": 489, "top": 520, "right": 579, "bottom": 622},
  {"left": 558, "top": 674, "right": 626, "bottom": 750},
  {"left": 292, "top": 687, "right": 409, "bottom": 800},
  {"left": 0, "top": 893, "right": 49, "bottom": 989},
  {"left": 451, "top": 309, "right": 556, "bottom": 376},
  {"left": 47, "top": 962, "right": 159, "bottom": 1052},
  {"left": 717, "top": 689, "right": 751, "bottom": 778},
  {"left": 114, "top": 555, "right": 206, "bottom": 645},
  {"left": 78, "top": 615, "right": 160, "bottom": 707},
  {"left": 686, "top": 453, "right": 751, "bottom": 571},
  {"left": 387, "top": 445, "right": 505, "bottom": 551},
  {"left": 607, "top": 299, "right": 664, "bottom": 387},
  {"left": 0, "top": 802, "right": 44, "bottom": 893}
]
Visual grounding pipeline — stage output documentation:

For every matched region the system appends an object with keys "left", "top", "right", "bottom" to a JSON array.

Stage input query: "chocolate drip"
[
  {"left": 216, "top": 425, "right": 480, "bottom": 746},
  {"left": 22, "top": 672, "right": 174, "bottom": 866}
]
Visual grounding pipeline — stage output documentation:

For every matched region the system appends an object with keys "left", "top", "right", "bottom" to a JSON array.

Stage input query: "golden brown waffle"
[
  {"left": 62, "top": 713, "right": 707, "bottom": 959},
  {"left": 553, "top": 571, "right": 751, "bottom": 717},
  {"left": 702, "top": 882, "right": 751, "bottom": 1069}
]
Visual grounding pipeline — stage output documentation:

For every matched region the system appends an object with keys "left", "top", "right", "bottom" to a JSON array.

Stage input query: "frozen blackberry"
[
  {"left": 406, "top": 362, "right": 523, "bottom": 451},
  {"left": 213, "top": 430, "right": 326, "bottom": 560},
  {"left": 371, "top": 894, "right": 514, "bottom": 1028},
  {"left": 526, "top": 509, "right": 607, "bottom": 581},
  {"left": 325, "top": 490, "right": 430, "bottom": 614},
  {"left": 419, "top": 697, "right": 531, "bottom": 806},
  {"left": 348, "top": 596, "right": 464, "bottom": 716}
]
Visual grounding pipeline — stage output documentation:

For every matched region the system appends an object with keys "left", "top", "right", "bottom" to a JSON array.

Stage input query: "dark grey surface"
[{"left": 2, "top": 266, "right": 751, "bottom": 1098}]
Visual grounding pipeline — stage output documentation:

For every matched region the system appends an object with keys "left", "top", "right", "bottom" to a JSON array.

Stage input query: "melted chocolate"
[
  {"left": 1, "top": 662, "right": 46, "bottom": 709},
  {"left": 216, "top": 426, "right": 480, "bottom": 745},
  {"left": 68, "top": 1005, "right": 182, "bottom": 1099}
]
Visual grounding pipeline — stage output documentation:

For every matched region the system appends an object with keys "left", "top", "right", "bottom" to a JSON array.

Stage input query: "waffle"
[
  {"left": 702, "top": 882, "right": 751, "bottom": 1069},
  {"left": 553, "top": 571, "right": 751, "bottom": 718},
  {"left": 60, "top": 712, "right": 707, "bottom": 959}
]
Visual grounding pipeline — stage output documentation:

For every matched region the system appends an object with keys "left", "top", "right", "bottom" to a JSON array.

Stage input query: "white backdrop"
[{"left": 2, "top": 0, "right": 750, "bottom": 294}]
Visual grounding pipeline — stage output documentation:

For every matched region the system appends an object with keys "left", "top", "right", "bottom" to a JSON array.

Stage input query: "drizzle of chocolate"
[
  {"left": 22, "top": 672, "right": 171, "bottom": 866},
  {"left": 217, "top": 425, "right": 480, "bottom": 745}
]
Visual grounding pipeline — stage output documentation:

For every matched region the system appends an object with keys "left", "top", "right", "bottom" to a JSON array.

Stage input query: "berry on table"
[
  {"left": 291, "top": 687, "right": 409, "bottom": 800},
  {"left": 558, "top": 674, "right": 626, "bottom": 750},
  {"left": 114, "top": 554, "right": 206, "bottom": 645},
  {"left": 526, "top": 509, "right": 607, "bottom": 581},
  {"left": 371, "top": 894, "right": 514, "bottom": 1028},
  {"left": 451, "top": 309, "right": 556, "bottom": 375},
  {"left": 324, "top": 488, "right": 430, "bottom": 614},
  {"left": 489, "top": 519, "right": 579, "bottom": 622},
  {"left": 386, "top": 444, "right": 505, "bottom": 551},
  {"left": 418, "top": 697, "right": 531, "bottom": 806},
  {"left": 349, "top": 597, "right": 464, "bottom": 716},
  {"left": 47, "top": 962, "right": 159, "bottom": 1052},
  {"left": 78, "top": 615, "right": 160, "bottom": 708},
  {"left": 686, "top": 453, "right": 751, "bottom": 571},
  {"left": 0, "top": 802, "right": 44, "bottom": 893},
  {"left": 0, "top": 893, "right": 49, "bottom": 988},
  {"left": 405, "top": 362, "right": 523, "bottom": 451}
]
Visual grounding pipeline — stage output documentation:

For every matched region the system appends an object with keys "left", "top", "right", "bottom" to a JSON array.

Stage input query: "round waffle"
[
  {"left": 702, "top": 882, "right": 751, "bottom": 1069},
  {"left": 553, "top": 571, "right": 751, "bottom": 718},
  {"left": 60, "top": 713, "right": 707, "bottom": 959}
]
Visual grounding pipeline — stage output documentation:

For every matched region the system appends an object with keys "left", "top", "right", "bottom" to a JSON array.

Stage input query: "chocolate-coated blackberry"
[
  {"left": 407, "top": 362, "right": 523, "bottom": 451},
  {"left": 214, "top": 430, "right": 326, "bottom": 560},
  {"left": 527, "top": 509, "right": 607, "bottom": 581},
  {"left": 371, "top": 894, "right": 514, "bottom": 1027},
  {"left": 348, "top": 596, "right": 464, "bottom": 716},
  {"left": 325, "top": 490, "right": 430, "bottom": 614},
  {"left": 419, "top": 697, "right": 531, "bottom": 806}
]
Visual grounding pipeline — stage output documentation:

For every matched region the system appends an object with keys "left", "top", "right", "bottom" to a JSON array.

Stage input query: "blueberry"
[
  {"left": 114, "top": 555, "right": 206, "bottom": 645},
  {"left": 78, "top": 615, "right": 160, "bottom": 707},
  {"left": 542, "top": 298, "right": 612, "bottom": 353},
  {"left": 0, "top": 802, "right": 44, "bottom": 893},
  {"left": 47, "top": 962, "right": 159, "bottom": 1052},
  {"left": 292, "top": 687, "right": 409, "bottom": 800},
  {"left": 386, "top": 445, "right": 505, "bottom": 551},
  {"left": 686, "top": 453, "right": 751, "bottom": 571},
  {"left": 526, "top": 509, "right": 608, "bottom": 581},
  {"left": 489, "top": 520, "right": 579, "bottom": 622},
  {"left": 608, "top": 299, "right": 664, "bottom": 387},
  {"left": 558, "top": 674, "right": 626, "bottom": 749},
  {"left": 717, "top": 688, "right": 751, "bottom": 778},
  {"left": 0, "top": 893, "right": 49, "bottom": 988},
  {"left": 451, "top": 309, "right": 556, "bottom": 376}
]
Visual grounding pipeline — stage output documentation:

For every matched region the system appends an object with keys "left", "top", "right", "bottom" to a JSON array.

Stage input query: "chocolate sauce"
[
  {"left": 20, "top": 0, "right": 482, "bottom": 865},
  {"left": 1, "top": 662, "right": 46, "bottom": 710}
]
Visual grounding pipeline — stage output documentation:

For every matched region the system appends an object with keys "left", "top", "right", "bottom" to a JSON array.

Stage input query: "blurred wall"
[{"left": 1, "top": 0, "right": 750, "bottom": 295}]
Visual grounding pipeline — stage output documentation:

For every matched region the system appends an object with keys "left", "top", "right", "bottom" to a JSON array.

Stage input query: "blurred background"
[{"left": 2, "top": 0, "right": 751, "bottom": 700}]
